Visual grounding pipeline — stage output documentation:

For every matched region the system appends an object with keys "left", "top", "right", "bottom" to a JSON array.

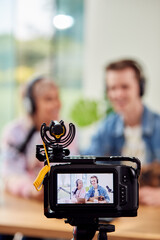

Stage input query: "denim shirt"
[
  {"left": 85, "top": 105, "right": 160, "bottom": 164},
  {"left": 85, "top": 185, "right": 110, "bottom": 202}
]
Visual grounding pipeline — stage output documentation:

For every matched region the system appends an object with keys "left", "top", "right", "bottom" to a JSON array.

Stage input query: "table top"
[
  {"left": 109, "top": 205, "right": 160, "bottom": 240},
  {"left": 0, "top": 192, "right": 160, "bottom": 240},
  {"left": 0, "top": 193, "right": 73, "bottom": 239}
]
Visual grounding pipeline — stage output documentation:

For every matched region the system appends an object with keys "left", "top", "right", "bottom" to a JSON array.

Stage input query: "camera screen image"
[{"left": 57, "top": 173, "right": 114, "bottom": 204}]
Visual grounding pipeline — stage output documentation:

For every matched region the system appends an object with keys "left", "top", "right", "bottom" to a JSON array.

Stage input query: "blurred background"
[{"left": 0, "top": 0, "right": 160, "bottom": 150}]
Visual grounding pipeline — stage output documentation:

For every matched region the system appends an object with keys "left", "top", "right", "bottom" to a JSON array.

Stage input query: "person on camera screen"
[
  {"left": 71, "top": 179, "right": 86, "bottom": 203},
  {"left": 85, "top": 176, "right": 110, "bottom": 203},
  {"left": 84, "top": 59, "right": 160, "bottom": 206}
]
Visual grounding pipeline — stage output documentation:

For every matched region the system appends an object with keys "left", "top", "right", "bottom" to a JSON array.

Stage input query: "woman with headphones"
[
  {"left": 71, "top": 179, "right": 86, "bottom": 203},
  {"left": 1, "top": 76, "right": 77, "bottom": 202}
]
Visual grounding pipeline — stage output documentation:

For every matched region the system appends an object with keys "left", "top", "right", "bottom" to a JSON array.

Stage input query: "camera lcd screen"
[{"left": 57, "top": 173, "right": 114, "bottom": 204}]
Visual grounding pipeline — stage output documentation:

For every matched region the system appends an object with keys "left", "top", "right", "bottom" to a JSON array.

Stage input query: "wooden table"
[
  {"left": 0, "top": 193, "right": 160, "bottom": 240},
  {"left": 0, "top": 193, "right": 73, "bottom": 239},
  {"left": 108, "top": 205, "right": 160, "bottom": 240}
]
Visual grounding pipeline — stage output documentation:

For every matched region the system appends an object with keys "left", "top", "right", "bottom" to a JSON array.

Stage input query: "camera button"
[
  {"left": 122, "top": 175, "right": 127, "bottom": 183},
  {"left": 120, "top": 184, "right": 127, "bottom": 205},
  {"left": 121, "top": 199, "right": 126, "bottom": 204},
  {"left": 120, "top": 186, "right": 125, "bottom": 191}
]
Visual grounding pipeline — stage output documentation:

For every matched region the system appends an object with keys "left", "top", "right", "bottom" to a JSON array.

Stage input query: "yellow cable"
[
  {"left": 42, "top": 141, "right": 51, "bottom": 170},
  {"left": 33, "top": 165, "right": 50, "bottom": 191},
  {"left": 33, "top": 141, "right": 51, "bottom": 191}
]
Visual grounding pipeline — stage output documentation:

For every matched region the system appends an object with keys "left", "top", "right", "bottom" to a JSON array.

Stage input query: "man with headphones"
[
  {"left": 85, "top": 59, "right": 160, "bottom": 206},
  {"left": 85, "top": 176, "right": 110, "bottom": 203}
]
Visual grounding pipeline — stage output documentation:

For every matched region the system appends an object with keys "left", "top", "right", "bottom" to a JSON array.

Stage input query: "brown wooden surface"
[
  {"left": 0, "top": 192, "right": 160, "bottom": 239},
  {"left": 0, "top": 193, "right": 73, "bottom": 239},
  {"left": 107, "top": 204, "right": 160, "bottom": 240}
]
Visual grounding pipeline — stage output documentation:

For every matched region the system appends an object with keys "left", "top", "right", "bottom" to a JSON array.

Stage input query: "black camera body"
[
  {"left": 43, "top": 156, "right": 139, "bottom": 219},
  {"left": 36, "top": 121, "right": 141, "bottom": 220}
]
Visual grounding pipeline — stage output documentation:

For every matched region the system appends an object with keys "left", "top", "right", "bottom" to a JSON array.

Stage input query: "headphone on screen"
[
  {"left": 72, "top": 179, "right": 81, "bottom": 195},
  {"left": 106, "top": 60, "right": 146, "bottom": 97},
  {"left": 90, "top": 176, "right": 98, "bottom": 184},
  {"left": 76, "top": 179, "right": 80, "bottom": 187},
  {"left": 24, "top": 76, "right": 45, "bottom": 115}
]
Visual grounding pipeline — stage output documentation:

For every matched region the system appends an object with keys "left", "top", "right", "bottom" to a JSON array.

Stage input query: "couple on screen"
[{"left": 71, "top": 176, "right": 110, "bottom": 203}]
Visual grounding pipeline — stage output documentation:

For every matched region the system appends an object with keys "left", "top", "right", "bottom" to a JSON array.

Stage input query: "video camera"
[{"left": 35, "top": 120, "right": 141, "bottom": 239}]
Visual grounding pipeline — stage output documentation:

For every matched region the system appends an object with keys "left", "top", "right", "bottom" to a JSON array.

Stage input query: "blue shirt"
[
  {"left": 85, "top": 185, "right": 110, "bottom": 202},
  {"left": 85, "top": 106, "right": 160, "bottom": 164}
]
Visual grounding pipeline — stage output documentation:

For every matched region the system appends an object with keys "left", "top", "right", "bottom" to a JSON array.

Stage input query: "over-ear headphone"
[
  {"left": 76, "top": 179, "right": 80, "bottom": 187},
  {"left": 24, "top": 76, "right": 45, "bottom": 115},
  {"left": 10, "top": 76, "right": 45, "bottom": 153},
  {"left": 106, "top": 59, "right": 146, "bottom": 97},
  {"left": 72, "top": 179, "right": 81, "bottom": 195},
  {"left": 128, "top": 60, "right": 146, "bottom": 97},
  {"left": 90, "top": 176, "right": 98, "bottom": 184}
]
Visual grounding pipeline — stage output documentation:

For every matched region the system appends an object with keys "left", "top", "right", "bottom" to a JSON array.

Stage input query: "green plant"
[{"left": 70, "top": 98, "right": 113, "bottom": 127}]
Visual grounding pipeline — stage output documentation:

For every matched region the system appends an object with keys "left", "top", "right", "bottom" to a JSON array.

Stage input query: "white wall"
[{"left": 83, "top": 0, "right": 160, "bottom": 113}]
